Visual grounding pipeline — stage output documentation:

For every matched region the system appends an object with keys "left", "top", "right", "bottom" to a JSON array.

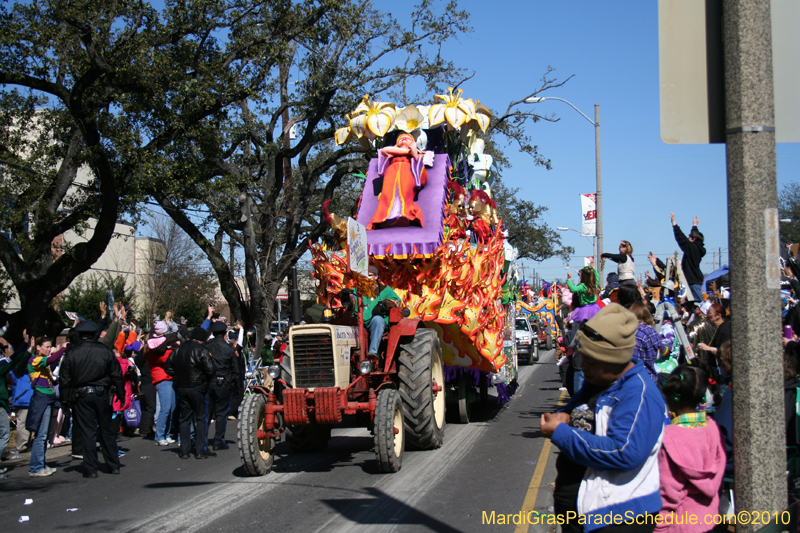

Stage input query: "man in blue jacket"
[{"left": 541, "top": 303, "right": 667, "bottom": 532}]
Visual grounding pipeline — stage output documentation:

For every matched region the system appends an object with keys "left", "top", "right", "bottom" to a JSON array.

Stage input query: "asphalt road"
[{"left": 0, "top": 350, "right": 564, "bottom": 533}]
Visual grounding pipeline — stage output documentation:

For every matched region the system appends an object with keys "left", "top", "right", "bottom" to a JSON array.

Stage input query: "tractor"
[{"left": 237, "top": 297, "right": 445, "bottom": 475}]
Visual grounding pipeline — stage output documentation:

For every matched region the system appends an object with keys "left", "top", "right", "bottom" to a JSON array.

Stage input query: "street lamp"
[
  {"left": 526, "top": 96, "right": 602, "bottom": 272},
  {"left": 557, "top": 226, "right": 596, "bottom": 263}
]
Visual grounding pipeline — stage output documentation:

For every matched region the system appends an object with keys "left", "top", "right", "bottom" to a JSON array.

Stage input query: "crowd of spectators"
[
  {"left": 544, "top": 213, "right": 799, "bottom": 531},
  {"left": 0, "top": 303, "right": 286, "bottom": 480}
]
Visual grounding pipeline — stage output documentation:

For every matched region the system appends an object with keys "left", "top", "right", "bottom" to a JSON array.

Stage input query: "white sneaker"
[
  {"left": 29, "top": 468, "right": 54, "bottom": 477},
  {"left": 155, "top": 440, "right": 170, "bottom": 446},
  {"left": 558, "top": 387, "right": 568, "bottom": 391},
  {"left": 165, "top": 437, "right": 176, "bottom": 444}
]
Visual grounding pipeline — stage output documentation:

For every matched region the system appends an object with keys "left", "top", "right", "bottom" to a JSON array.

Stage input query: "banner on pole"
[
  {"left": 347, "top": 217, "right": 369, "bottom": 276},
  {"left": 581, "top": 194, "right": 597, "bottom": 237}
]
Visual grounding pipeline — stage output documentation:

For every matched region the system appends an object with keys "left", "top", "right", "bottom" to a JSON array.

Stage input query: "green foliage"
[
  {"left": 59, "top": 275, "right": 131, "bottom": 323},
  {"left": 0, "top": 0, "right": 336, "bottom": 332},
  {"left": 780, "top": 182, "right": 800, "bottom": 245},
  {"left": 493, "top": 180, "right": 574, "bottom": 263}
]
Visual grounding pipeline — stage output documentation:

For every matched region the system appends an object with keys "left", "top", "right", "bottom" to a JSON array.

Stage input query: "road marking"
[
  {"left": 121, "top": 427, "right": 370, "bottom": 533},
  {"left": 514, "top": 389, "right": 566, "bottom": 533},
  {"left": 315, "top": 361, "right": 551, "bottom": 533}
]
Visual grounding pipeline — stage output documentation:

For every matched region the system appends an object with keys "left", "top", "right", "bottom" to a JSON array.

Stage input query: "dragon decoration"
[{"left": 311, "top": 89, "right": 514, "bottom": 374}]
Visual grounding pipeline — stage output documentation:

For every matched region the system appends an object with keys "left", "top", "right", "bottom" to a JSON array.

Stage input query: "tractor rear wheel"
[
  {"left": 374, "top": 389, "right": 404, "bottom": 473},
  {"left": 397, "top": 328, "right": 445, "bottom": 450},
  {"left": 285, "top": 423, "right": 331, "bottom": 453},
  {"left": 238, "top": 392, "right": 274, "bottom": 476}
]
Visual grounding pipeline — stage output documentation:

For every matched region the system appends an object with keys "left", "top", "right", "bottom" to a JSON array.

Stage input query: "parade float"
[
  {"left": 238, "top": 89, "right": 521, "bottom": 476},
  {"left": 314, "top": 89, "right": 520, "bottom": 420}
]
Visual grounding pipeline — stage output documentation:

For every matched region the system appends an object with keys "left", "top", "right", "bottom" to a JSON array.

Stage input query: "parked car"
[{"left": 515, "top": 316, "right": 539, "bottom": 365}]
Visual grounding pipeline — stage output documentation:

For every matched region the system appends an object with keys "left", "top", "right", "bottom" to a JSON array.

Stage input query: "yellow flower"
[
  {"left": 472, "top": 102, "right": 493, "bottom": 133},
  {"left": 428, "top": 87, "right": 477, "bottom": 129},
  {"left": 394, "top": 105, "right": 426, "bottom": 133},
  {"left": 334, "top": 115, "right": 355, "bottom": 146},
  {"left": 349, "top": 94, "right": 396, "bottom": 140}
]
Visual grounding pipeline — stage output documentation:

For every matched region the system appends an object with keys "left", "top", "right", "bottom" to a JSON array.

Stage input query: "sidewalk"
[{"left": 1, "top": 430, "right": 79, "bottom": 474}]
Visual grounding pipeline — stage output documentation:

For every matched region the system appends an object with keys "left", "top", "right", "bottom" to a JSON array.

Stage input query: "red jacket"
[{"left": 147, "top": 348, "right": 173, "bottom": 385}]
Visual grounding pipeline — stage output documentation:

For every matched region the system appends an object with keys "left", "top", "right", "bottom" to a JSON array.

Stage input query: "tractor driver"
[{"left": 363, "top": 265, "right": 401, "bottom": 357}]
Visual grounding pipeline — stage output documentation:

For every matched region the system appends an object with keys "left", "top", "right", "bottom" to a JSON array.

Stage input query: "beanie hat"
[
  {"left": 190, "top": 326, "right": 208, "bottom": 341},
  {"left": 154, "top": 321, "right": 168, "bottom": 335},
  {"left": 576, "top": 303, "right": 638, "bottom": 364}
]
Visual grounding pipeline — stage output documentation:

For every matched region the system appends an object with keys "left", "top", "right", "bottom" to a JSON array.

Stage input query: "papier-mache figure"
[
  {"left": 367, "top": 133, "right": 435, "bottom": 230},
  {"left": 467, "top": 189, "right": 497, "bottom": 244}
]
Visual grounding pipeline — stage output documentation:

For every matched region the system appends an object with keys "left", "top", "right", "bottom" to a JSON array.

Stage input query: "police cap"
[
  {"left": 209, "top": 321, "right": 227, "bottom": 334},
  {"left": 75, "top": 321, "right": 100, "bottom": 334}
]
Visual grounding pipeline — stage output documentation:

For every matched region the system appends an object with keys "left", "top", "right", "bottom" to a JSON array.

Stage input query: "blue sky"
[{"left": 386, "top": 0, "right": 799, "bottom": 284}]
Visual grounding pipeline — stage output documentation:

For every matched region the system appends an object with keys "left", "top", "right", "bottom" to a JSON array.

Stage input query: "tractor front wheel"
[
  {"left": 374, "top": 389, "right": 405, "bottom": 473},
  {"left": 238, "top": 392, "right": 275, "bottom": 476}
]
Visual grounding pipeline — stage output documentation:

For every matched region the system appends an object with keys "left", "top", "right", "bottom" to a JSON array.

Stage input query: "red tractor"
[{"left": 238, "top": 302, "right": 446, "bottom": 475}]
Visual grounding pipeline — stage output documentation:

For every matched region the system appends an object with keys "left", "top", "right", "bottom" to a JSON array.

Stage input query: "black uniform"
[
  {"left": 60, "top": 326, "right": 125, "bottom": 477},
  {"left": 205, "top": 334, "right": 236, "bottom": 448},
  {"left": 164, "top": 336, "right": 215, "bottom": 457}
]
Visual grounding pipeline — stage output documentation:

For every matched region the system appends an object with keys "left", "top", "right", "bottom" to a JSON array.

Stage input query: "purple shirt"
[{"left": 633, "top": 323, "right": 661, "bottom": 382}]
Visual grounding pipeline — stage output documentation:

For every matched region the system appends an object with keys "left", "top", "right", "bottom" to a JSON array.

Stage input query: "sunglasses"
[{"left": 579, "top": 322, "right": 616, "bottom": 347}]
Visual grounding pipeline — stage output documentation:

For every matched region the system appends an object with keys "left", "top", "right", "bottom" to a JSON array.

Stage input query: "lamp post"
[
  {"left": 557, "top": 226, "right": 596, "bottom": 265},
  {"left": 526, "top": 97, "right": 602, "bottom": 272}
]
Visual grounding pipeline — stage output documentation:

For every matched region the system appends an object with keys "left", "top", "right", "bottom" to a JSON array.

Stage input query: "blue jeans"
[
  {"left": 689, "top": 284, "right": 703, "bottom": 301},
  {"left": 155, "top": 381, "right": 176, "bottom": 442},
  {"left": 572, "top": 352, "right": 585, "bottom": 395},
  {"left": 368, "top": 316, "right": 386, "bottom": 354},
  {"left": 0, "top": 408, "right": 10, "bottom": 458},
  {"left": 29, "top": 405, "right": 51, "bottom": 473},
  {"left": 573, "top": 369, "right": 585, "bottom": 396}
]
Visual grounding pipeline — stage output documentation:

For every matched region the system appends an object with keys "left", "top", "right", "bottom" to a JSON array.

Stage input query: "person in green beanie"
[{"left": 541, "top": 303, "right": 667, "bottom": 533}]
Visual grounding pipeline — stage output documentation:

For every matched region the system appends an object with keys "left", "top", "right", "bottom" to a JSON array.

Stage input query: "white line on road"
[
  {"left": 122, "top": 354, "right": 554, "bottom": 533},
  {"left": 314, "top": 355, "right": 553, "bottom": 533},
  {"left": 121, "top": 427, "right": 369, "bottom": 533}
]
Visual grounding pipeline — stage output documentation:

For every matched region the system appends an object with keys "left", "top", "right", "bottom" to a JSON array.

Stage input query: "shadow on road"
[{"left": 321, "top": 487, "right": 462, "bottom": 532}]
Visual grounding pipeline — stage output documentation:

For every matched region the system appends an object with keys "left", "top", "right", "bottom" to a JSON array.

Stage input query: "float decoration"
[{"left": 315, "top": 89, "right": 517, "bottom": 377}]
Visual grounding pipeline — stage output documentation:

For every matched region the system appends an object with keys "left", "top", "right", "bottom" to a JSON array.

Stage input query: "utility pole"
[
  {"left": 594, "top": 103, "right": 603, "bottom": 279},
  {"left": 723, "top": 0, "right": 786, "bottom": 525}
]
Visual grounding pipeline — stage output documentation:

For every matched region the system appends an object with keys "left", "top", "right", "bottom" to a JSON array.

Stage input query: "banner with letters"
[{"left": 580, "top": 193, "right": 596, "bottom": 237}]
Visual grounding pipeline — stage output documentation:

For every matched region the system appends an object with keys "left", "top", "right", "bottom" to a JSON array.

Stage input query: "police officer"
[
  {"left": 206, "top": 321, "right": 235, "bottom": 450},
  {"left": 165, "top": 326, "right": 215, "bottom": 459},
  {"left": 59, "top": 321, "right": 124, "bottom": 478}
]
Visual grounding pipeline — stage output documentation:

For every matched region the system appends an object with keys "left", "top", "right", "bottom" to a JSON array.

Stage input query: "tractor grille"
[{"left": 292, "top": 333, "right": 336, "bottom": 388}]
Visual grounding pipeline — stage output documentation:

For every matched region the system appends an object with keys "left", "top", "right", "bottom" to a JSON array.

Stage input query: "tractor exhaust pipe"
[{"left": 291, "top": 266, "right": 302, "bottom": 325}]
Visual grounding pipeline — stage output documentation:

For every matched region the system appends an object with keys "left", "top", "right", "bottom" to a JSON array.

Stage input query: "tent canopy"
[{"left": 703, "top": 265, "right": 729, "bottom": 288}]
